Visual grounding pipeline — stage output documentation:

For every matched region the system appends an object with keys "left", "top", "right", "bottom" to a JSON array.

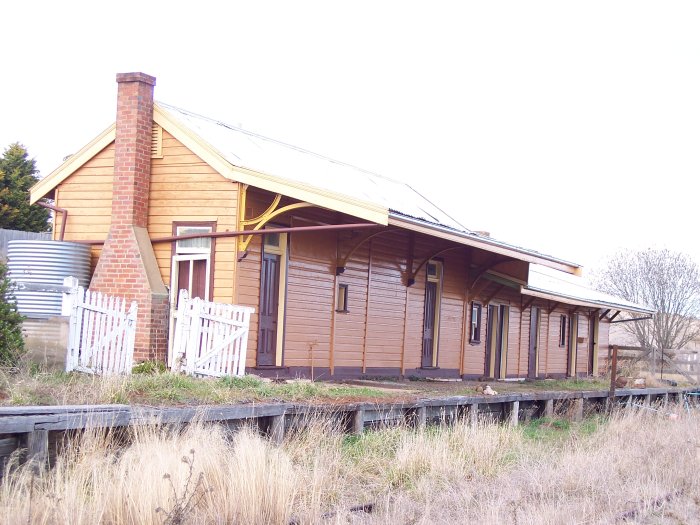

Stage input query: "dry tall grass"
[{"left": 1, "top": 408, "right": 698, "bottom": 524}]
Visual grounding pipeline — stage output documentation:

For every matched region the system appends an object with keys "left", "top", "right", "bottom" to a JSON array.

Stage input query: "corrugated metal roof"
[
  {"left": 524, "top": 265, "right": 655, "bottom": 315},
  {"left": 158, "top": 103, "right": 466, "bottom": 230},
  {"left": 157, "top": 102, "right": 582, "bottom": 270}
]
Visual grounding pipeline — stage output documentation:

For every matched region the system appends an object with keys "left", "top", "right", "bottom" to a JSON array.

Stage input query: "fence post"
[
  {"left": 65, "top": 286, "right": 84, "bottom": 372},
  {"left": 61, "top": 276, "right": 79, "bottom": 316}
]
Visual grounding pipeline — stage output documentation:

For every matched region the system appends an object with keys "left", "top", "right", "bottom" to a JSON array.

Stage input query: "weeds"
[
  {"left": 156, "top": 449, "right": 211, "bottom": 525},
  {"left": 0, "top": 409, "right": 698, "bottom": 524}
]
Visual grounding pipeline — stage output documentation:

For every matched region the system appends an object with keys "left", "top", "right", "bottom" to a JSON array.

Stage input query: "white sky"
[{"left": 2, "top": 1, "right": 698, "bottom": 275}]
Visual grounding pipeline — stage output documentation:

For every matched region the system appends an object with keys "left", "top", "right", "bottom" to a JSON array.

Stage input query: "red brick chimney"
[{"left": 90, "top": 72, "right": 169, "bottom": 361}]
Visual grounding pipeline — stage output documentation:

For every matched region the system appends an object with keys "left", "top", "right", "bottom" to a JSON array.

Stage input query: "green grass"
[
  {"left": 521, "top": 415, "right": 604, "bottom": 442},
  {"left": 0, "top": 369, "right": 395, "bottom": 406},
  {"left": 526, "top": 377, "right": 609, "bottom": 391}
]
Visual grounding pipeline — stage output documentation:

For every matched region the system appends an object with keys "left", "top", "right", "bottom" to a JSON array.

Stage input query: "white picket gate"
[
  {"left": 64, "top": 286, "right": 138, "bottom": 375},
  {"left": 171, "top": 290, "right": 254, "bottom": 377}
]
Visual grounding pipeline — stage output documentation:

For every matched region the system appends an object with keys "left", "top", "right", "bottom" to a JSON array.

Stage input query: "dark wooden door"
[
  {"left": 258, "top": 252, "right": 280, "bottom": 366},
  {"left": 177, "top": 259, "right": 207, "bottom": 301},
  {"left": 588, "top": 314, "right": 597, "bottom": 374},
  {"left": 485, "top": 305, "right": 504, "bottom": 378},
  {"left": 527, "top": 307, "right": 540, "bottom": 379},
  {"left": 422, "top": 281, "right": 437, "bottom": 367}
]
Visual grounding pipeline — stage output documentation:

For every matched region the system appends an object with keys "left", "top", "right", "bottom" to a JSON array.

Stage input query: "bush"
[{"left": 0, "top": 261, "right": 25, "bottom": 366}]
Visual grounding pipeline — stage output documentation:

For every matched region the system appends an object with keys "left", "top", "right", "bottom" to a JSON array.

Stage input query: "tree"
[
  {"left": 0, "top": 261, "right": 25, "bottom": 366},
  {"left": 593, "top": 248, "right": 700, "bottom": 376},
  {"left": 0, "top": 143, "right": 50, "bottom": 232}
]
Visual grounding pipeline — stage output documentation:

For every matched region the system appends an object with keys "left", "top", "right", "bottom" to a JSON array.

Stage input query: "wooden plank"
[
  {"left": 509, "top": 401, "right": 519, "bottom": 426},
  {"left": 353, "top": 408, "right": 365, "bottom": 434},
  {"left": 0, "top": 437, "right": 18, "bottom": 456},
  {"left": 26, "top": 430, "right": 49, "bottom": 471}
]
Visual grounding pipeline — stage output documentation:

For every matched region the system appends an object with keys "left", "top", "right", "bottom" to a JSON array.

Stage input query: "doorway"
[
  {"left": 257, "top": 232, "right": 287, "bottom": 367},
  {"left": 527, "top": 306, "right": 540, "bottom": 379},
  {"left": 485, "top": 304, "right": 509, "bottom": 379},
  {"left": 421, "top": 260, "right": 442, "bottom": 368}
]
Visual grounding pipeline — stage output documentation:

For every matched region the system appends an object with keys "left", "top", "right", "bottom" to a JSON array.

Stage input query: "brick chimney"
[{"left": 90, "top": 72, "right": 169, "bottom": 361}]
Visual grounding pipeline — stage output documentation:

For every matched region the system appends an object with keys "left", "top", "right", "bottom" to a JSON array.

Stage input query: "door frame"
[
  {"left": 168, "top": 253, "right": 211, "bottom": 366},
  {"left": 485, "top": 304, "right": 509, "bottom": 379},
  {"left": 422, "top": 260, "right": 443, "bottom": 368},
  {"left": 527, "top": 306, "right": 540, "bottom": 379},
  {"left": 258, "top": 231, "right": 288, "bottom": 367}
]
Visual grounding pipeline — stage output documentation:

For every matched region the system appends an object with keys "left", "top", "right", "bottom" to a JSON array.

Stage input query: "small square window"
[
  {"left": 470, "top": 302, "right": 482, "bottom": 344},
  {"left": 336, "top": 284, "right": 349, "bottom": 312}
]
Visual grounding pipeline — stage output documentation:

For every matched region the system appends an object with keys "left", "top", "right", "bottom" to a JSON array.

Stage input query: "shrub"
[{"left": 0, "top": 261, "right": 25, "bottom": 366}]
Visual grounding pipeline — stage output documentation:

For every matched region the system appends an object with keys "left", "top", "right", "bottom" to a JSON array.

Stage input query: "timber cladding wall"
[
  {"left": 232, "top": 199, "right": 610, "bottom": 380},
  {"left": 53, "top": 142, "right": 115, "bottom": 270},
  {"left": 149, "top": 130, "right": 238, "bottom": 305}
]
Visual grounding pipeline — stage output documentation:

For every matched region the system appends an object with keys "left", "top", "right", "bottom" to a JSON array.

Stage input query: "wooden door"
[
  {"left": 177, "top": 259, "right": 207, "bottom": 301},
  {"left": 486, "top": 305, "right": 508, "bottom": 378},
  {"left": 258, "top": 252, "right": 280, "bottom": 366},
  {"left": 422, "top": 281, "right": 437, "bottom": 367},
  {"left": 527, "top": 307, "right": 540, "bottom": 379},
  {"left": 588, "top": 313, "right": 597, "bottom": 375},
  {"left": 485, "top": 305, "right": 500, "bottom": 377}
]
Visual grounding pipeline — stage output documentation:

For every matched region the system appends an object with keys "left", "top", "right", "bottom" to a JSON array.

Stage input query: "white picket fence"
[
  {"left": 171, "top": 289, "right": 254, "bottom": 377},
  {"left": 64, "top": 285, "right": 138, "bottom": 375}
]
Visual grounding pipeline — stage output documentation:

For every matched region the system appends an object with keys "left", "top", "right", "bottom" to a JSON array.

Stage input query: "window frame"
[
  {"left": 336, "top": 283, "right": 349, "bottom": 313},
  {"left": 559, "top": 314, "right": 568, "bottom": 347},
  {"left": 469, "top": 301, "right": 482, "bottom": 344}
]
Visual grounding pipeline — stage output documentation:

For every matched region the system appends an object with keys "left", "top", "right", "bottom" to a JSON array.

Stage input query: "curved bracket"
[
  {"left": 407, "top": 246, "right": 461, "bottom": 286},
  {"left": 468, "top": 257, "right": 513, "bottom": 289},
  {"left": 239, "top": 202, "right": 315, "bottom": 253},
  {"left": 240, "top": 194, "right": 282, "bottom": 226},
  {"left": 336, "top": 228, "right": 394, "bottom": 275}
]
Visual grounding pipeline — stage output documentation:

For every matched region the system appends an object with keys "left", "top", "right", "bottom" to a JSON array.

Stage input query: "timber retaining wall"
[{"left": 1, "top": 386, "right": 698, "bottom": 476}]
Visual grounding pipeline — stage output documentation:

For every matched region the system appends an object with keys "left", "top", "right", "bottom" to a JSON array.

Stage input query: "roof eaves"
[
  {"left": 521, "top": 285, "right": 656, "bottom": 315},
  {"left": 388, "top": 212, "right": 583, "bottom": 275},
  {"left": 30, "top": 124, "right": 116, "bottom": 204}
]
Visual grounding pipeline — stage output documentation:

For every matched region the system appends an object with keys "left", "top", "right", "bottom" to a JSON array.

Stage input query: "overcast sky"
[{"left": 2, "top": 1, "right": 698, "bottom": 275}]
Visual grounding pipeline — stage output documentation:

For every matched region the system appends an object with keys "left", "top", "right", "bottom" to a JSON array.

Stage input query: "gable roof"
[{"left": 31, "top": 101, "right": 583, "bottom": 274}]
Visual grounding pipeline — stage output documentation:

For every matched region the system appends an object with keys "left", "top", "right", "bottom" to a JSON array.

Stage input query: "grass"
[
  {"left": 1, "top": 408, "right": 698, "bottom": 524},
  {"left": 0, "top": 368, "right": 396, "bottom": 406}
]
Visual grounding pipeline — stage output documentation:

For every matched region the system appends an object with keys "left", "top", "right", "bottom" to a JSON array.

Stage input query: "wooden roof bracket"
[
  {"left": 608, "top": 310, "right": 621, "bottom": 322},
  {"left": 547, "top": 301, "right": 560, "bottom": 314},
  {"left": 521, "top": 297, "right": 536, "bottom": 312},
  {"left": 237, "top": 188, "right": 316, "bottom": 257},
  {"left": 467, "top": 257, "right": 513, "bottom": 289},
  {"left": 335, "top": 228, "right": 395, "bottom": 275},
  {"left": 407, "top": 245, "right": 461, "bottom": 286},
  {"left": 481, "top": 284, "right": 505, "bottom": 305},
  {"left": 468, "top": 279, "right": 490, "bottom": 304},
  {"left": 599, "top": 308, "right": 611, "bottom": 321}
]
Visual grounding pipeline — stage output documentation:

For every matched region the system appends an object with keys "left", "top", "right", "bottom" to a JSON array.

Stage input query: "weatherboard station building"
[{"left": 30, "top": 73, "right": 652, "bottom": 380}]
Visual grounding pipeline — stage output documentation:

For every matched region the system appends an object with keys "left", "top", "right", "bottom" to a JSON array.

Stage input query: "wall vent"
[{"left": 151, "top": 124, "right": 163, "bottom": 158}]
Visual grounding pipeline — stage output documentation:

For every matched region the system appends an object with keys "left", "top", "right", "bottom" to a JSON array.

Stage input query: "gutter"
[{"left": 36, "top": 200, "right": 68, "bottom": 241}]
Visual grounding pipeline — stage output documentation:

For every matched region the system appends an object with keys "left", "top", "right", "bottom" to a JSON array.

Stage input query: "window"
[
  {"left": 336, "top": 283, "right": 349, "bottom": 312},
  {"left": 559, "top": 315, "right": 567, "bottom": 347},
  {"left": 469, "top": 302, "right": 482, "bottom": 343},
  {"left": 176, "top": 226, "right": 212, "bottom": 254}
]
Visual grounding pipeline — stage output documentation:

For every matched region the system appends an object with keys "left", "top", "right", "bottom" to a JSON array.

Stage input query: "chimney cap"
[{"left": 116, "top": 72, "right": 156, "bottom": 86}]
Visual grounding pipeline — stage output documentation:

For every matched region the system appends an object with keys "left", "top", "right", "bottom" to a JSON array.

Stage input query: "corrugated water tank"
[{"left": 7, "top": 240, "right": 91, "bottom": 318}]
